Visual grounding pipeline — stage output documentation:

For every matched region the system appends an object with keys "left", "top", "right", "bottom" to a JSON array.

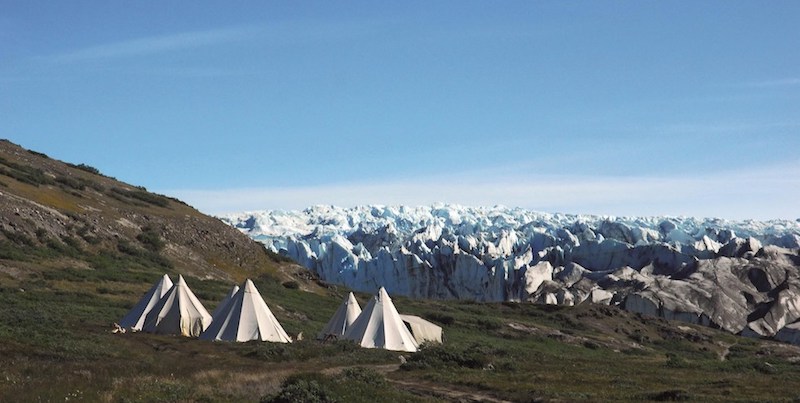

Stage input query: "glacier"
[{"left": 220, "top": 204, "right": 800, "bottom": 340}]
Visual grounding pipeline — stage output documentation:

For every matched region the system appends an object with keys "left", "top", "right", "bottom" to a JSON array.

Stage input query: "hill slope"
[{"left": 0, "top": 139, "right": 280, "bottom": 283}]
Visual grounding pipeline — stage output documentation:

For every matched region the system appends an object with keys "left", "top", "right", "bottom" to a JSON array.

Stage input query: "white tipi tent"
[
  {"left": 210, "top": 284, "right": 240, "bottom": 319},
  {"left": 318, "top": 292, "right": 362, "bottom": 340},
  {"left": 141, "top": 274, "right": 212, "bottom": 337},
  {"left": 119, "top": 274, "right": 173, "bottom": 332},
  {"left": 200, "top": 279, "right": 292, "bottom": 343},
  {"left": 343, "top": 287, "right": 419, "bottom": 352},
  {"left": 400, "top": 314, "right": 443, "bottom": 344}
]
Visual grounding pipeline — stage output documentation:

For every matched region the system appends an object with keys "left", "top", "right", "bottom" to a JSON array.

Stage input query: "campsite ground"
[{"left": 4, "top": 258, "right": 800, "bottom": 402}]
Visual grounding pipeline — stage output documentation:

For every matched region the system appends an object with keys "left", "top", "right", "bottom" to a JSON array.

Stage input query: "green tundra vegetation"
[{"left": 4, "top": 251, "right": 800, "bottom": 402}]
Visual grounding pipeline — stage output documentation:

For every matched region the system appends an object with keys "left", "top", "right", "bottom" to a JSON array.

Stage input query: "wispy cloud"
[
  {"left": 134, "top": 66, "right": 254, "bottom": 78},
  {"left": 41, "top": 19, "right": 387, "bottom": 65},
  {"left": 164, "top": 162, "right": 800, "bottom": 221},
  {"left": 744, "top": 78, "right": 800, "bottom": 88},
  {"left": 45, "top": 25, "right": 262, "bottom": 63},
  {"left": 651, "top": 121, "right": 800, "bottom": 136}
]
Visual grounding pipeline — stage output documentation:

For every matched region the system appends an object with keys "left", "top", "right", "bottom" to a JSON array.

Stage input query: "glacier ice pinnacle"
[{"left": 222, "top": 204, "right": 800, "bottom": 342}]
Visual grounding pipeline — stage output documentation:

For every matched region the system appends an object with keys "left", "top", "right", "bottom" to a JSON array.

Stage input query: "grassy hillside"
[
  {"left": 0, "top": 139, "right": 279, "bottom": 283},
  {"left": 2, "top": 139, "right": 800, "bottom": 402}
]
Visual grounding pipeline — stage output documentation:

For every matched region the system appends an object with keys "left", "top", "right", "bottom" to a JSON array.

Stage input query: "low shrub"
[
  {"left": 261, "top": 373, "right": 334, "bottom": 403},
  {"left": 137, "top": 226, "right": 165, "bottom": 252},
  {"left": 260, "top": 368, "right": 413, "bottom": 403},
  {"left": 244, "top": 343, "right": 293, "bottom": 362},
  {"left": 665, "top": 353, "right": 694, "bottom": 369},
  {"left": 338, "top": 367, "right": 386, "bottom": 386},
  {"left": 401, "top": 344, "right": 490, "bottom": 370},
  {"left": 647, "top": 389, "right": 691, "bottom": 401},
  {"left": 0, "top": 158, "right": 52, "bottom": 187},
  {"left": 68, "top": 163, "right": 101, "bottom": 175},
  {"left": 1, "top": 229, "right": 35, "bottom": 247},
  {"left": 475, "top": 317, "right": 503, "bottom": 330},
  {"left": 108, "top": 187, "right": 170, "bottom": 208},
  {"left": 0, "top": 240, "right": 30, "bottom": 261},
  {"left": 26, "top": 149, "right": 49, "bottom": 158},
  {"left": 55, "top": 175, "right": 89, "bottom": 191},
  {"left": 61, "top": 236, "right": 83, "bottom": 251},
  {"left": 265, "top": 248, "right": 296, "bottom": 263},
  {"left": 424, "top": 311, "right": 455, "bottom": 326},
  {"left": 117, "top": 240, "right": 172, "bottom": 268}
]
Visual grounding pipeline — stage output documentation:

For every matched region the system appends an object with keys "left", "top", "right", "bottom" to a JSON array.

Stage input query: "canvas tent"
[
  {"left": 400, "top": 314, "right": 443, "bottom": 344},
  {"left": 119, "top": 274, "right": 173, "bottom": 332},
  {"left": 343, "top": 287, "right": 419, "bottom": 352},
  {"left": 318, "top": 292, "right": 362, "bottom": 340},
  {"left": 200, "top": 279, "right": 292, "bottom": 343},
  {"left": 141, "top": 274, "right": 212, "bottom": 337},
  {"left": 211, "top": 284, "right": 240, "bottom": 319}
]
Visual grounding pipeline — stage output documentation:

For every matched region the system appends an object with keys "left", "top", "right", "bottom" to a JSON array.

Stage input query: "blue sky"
[{"left": 2, "top": 2, "right": 798, "bottom": 219}]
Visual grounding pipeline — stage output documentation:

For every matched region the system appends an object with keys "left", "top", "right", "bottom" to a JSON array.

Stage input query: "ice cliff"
[{"left": 221, "top": 204, "right": 800, "bottom": 340}]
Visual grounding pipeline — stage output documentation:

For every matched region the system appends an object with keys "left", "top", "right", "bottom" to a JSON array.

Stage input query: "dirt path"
[
  {"left": 389, "top": 377, "right": 513, "bottom": 403},
  {"left": 324, "top": 363, "right": 512, "bottom": 403},
  {"left": 321, "top": 363, "right": 401, "bottom": 376}
]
